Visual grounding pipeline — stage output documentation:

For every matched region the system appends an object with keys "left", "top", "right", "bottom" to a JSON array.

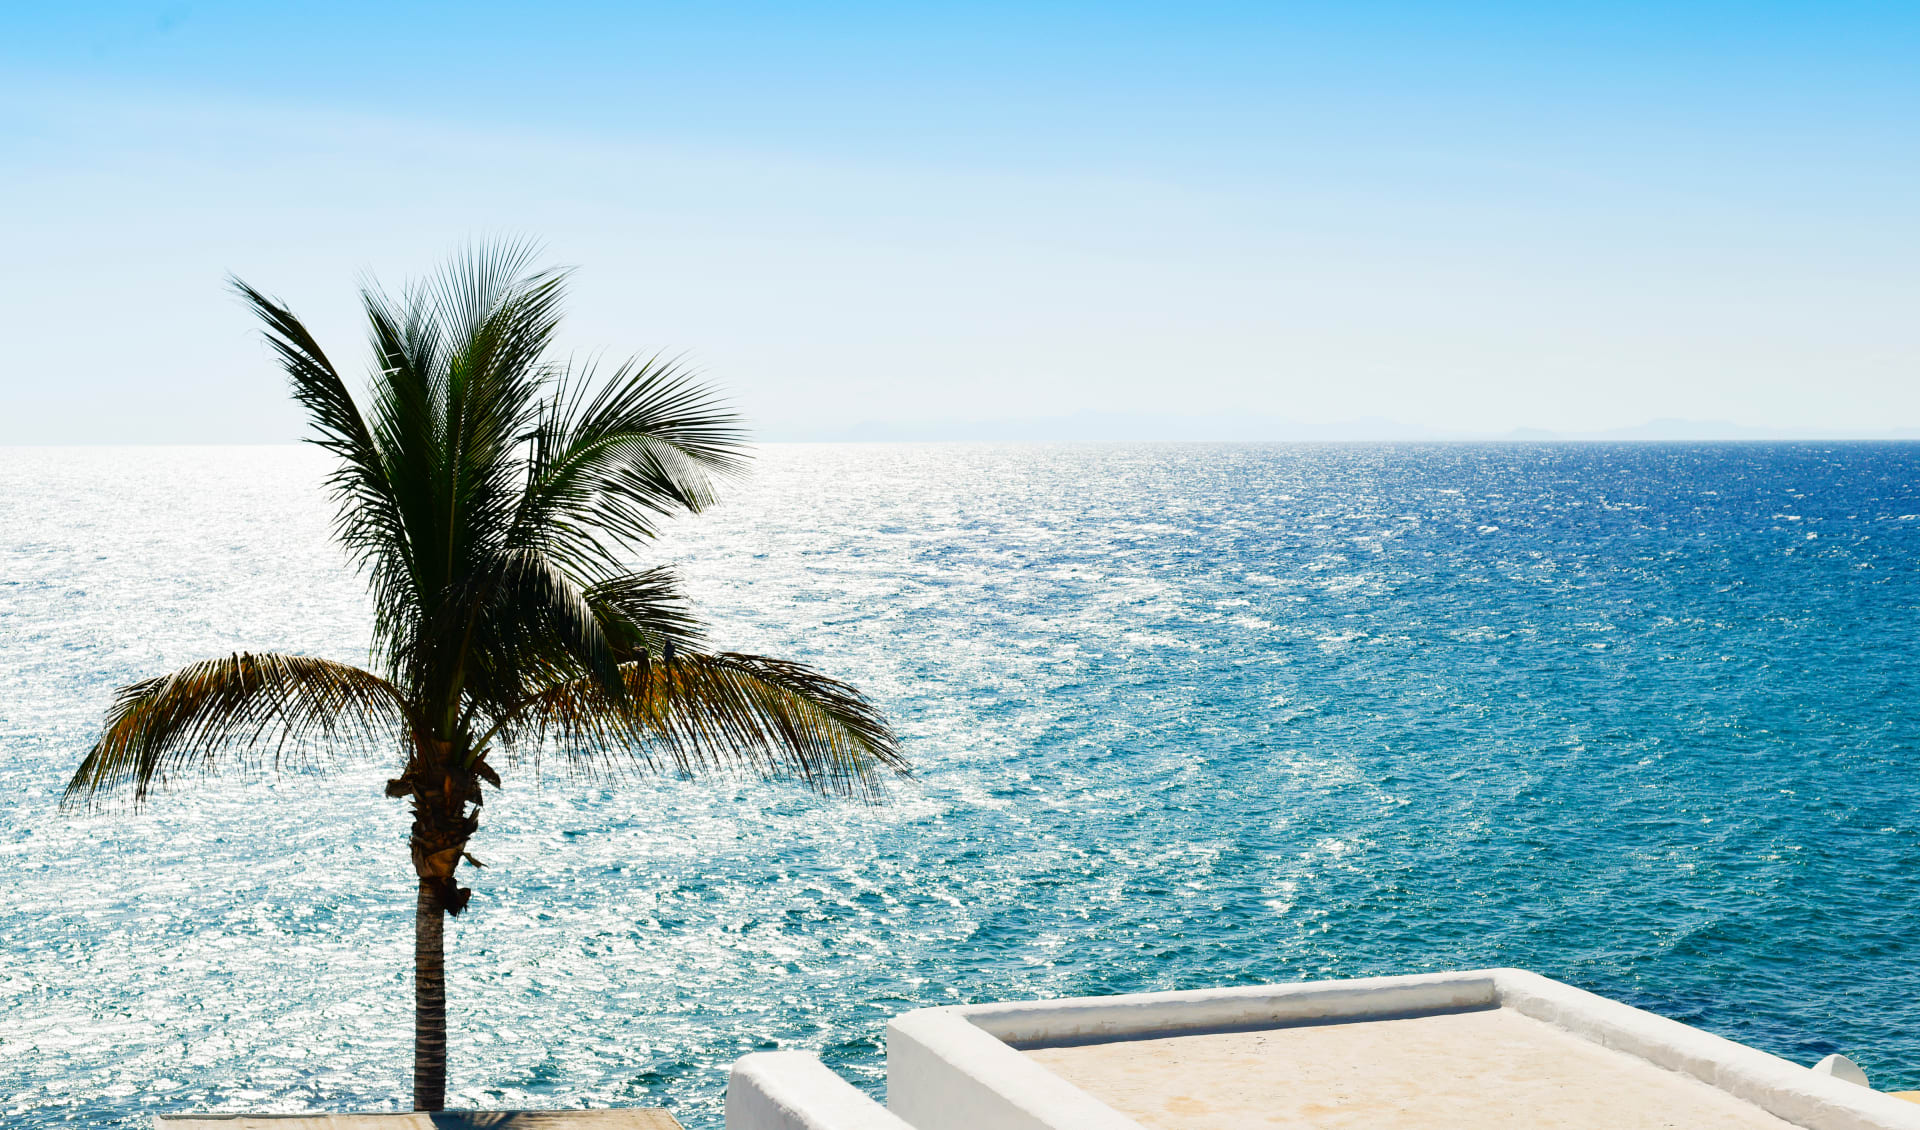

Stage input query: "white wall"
[{"left": 727, "top": 1051, "right": 915, "bottom": 1130}]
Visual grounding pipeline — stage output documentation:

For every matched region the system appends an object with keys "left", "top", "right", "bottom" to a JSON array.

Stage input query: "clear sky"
[{"left": 2, "top": 2, "right": 1915, "bottom": 442}]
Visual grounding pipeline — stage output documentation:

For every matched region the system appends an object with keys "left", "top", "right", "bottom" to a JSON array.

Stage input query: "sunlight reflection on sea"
[{"left": 5, "top": 442, "right": 1920, "bottom": 1127}]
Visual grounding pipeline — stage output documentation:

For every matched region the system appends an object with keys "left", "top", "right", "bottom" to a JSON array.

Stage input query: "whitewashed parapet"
[
  {"left": 1494, "top": 968, "right": 1920, "bottom": 1130},
  {"left": 727, "top": 1051, "right": 914, "bottom": 1130},
  {"left": 885, "top": 968, "right": 1920, "bottom": 1130},
  {"left": 887, "top": 1007, "right": 1140, "bottom": 1130}
]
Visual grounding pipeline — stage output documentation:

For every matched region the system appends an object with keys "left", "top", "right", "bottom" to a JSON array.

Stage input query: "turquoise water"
[{"left": 4, "top": 442, "right": 1920, "bottom": 1126}]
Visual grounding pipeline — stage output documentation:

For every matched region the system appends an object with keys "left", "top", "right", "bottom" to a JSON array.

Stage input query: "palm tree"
[{"left": 63, "top": 243, "right": 906, "bottom": 1112}]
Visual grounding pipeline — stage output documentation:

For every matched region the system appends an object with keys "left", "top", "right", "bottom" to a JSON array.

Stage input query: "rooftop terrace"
[{"left": 1026, "top": 1006, "right": 1799, "bottom": 1130}]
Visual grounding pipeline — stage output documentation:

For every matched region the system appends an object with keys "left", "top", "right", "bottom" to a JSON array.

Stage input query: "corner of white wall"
[
  {"left": 886, "top": 1008, "right": 1144, "bottom": 1130},
  {"left": 727, "top": 1050, "right": 916, "bottom": 1130}
]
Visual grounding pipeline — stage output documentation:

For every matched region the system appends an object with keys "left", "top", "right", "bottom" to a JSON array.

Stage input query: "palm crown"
[{"left": 64, "top": 243, "right": 905, "bottom": 1110}]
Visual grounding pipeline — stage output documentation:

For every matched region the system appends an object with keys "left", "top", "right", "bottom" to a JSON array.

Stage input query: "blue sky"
[{"left": 2, "top": 2, "right": 1916, "bottom": 441}]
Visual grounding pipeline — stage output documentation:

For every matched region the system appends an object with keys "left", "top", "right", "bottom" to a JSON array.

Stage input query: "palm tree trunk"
[{"left": 413, "top": 879, "right": 447, "bottom": 1111}]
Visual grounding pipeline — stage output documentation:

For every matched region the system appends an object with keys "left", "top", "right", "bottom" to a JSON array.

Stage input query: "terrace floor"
[{"left": 1025, "top": 1007, "right": 1800, "bottom": 1130}]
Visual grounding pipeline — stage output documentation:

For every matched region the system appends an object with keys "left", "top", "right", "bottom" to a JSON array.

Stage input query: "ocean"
[{"left": 4, "top": 441, "right": 1920, "bottom": 1127}]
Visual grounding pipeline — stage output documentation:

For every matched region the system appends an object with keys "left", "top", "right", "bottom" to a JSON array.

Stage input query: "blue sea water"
[{"left": 4, "top": 441, "right": 1920, "bottom": 1127}]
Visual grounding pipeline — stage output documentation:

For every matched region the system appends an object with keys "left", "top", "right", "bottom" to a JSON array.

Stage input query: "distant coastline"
[{"left": 767, "top": 413, "right": 1920, "bottom": 444}]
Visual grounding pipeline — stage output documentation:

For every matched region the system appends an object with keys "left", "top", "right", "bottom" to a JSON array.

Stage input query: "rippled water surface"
[{"left": 5, "top": 442, "right": 1920, "bottom": 1127}]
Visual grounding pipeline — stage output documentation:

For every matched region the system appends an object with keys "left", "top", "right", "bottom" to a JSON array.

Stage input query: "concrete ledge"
[
  {"left": 725, "top": 1053, "right": 912, "bottom": 1130},
  {"left": 955, "top": 969, "right": 1500, "bottom": 1048},
  {"left": 887, "top": 1010, "right": 1141, "bottom": 1130},
  {"left": 156, "top": 1110, "right": 680, "bottom": 1129},
  {"left": 1492, "top": 968, "right": 1920, "bottom": 1130}
]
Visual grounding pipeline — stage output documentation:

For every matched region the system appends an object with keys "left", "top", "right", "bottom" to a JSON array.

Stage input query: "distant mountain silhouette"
[{"left": 772, "top": 413, "right": 1920, "bottom": 443}]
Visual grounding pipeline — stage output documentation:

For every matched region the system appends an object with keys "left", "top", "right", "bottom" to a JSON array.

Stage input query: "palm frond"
[
  {"left": 443, "top": 548, "right": 622, "bottom": 726},
  {"left": 513, "top": 356, "right": 749, "bottom": 575},
  {"left": 64, "top": 654, "right": 412, "bottom": 808},
  {"left": 229, "top": 278, "right": 418, "bottom": 637},
  {"left": 583, "top": 567, "right": 706, "bottom": 656},
  {"left": 351, "top": 246, "right": 573, "bottom": 699},
  {"left": 507, "top": 651, "right": 906, "bottom": 801}
]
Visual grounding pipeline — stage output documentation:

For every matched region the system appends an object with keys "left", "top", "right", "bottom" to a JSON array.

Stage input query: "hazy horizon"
[
  {"left": 3, "top": 3, "right": 1916, "bottom": 444},
  {"left": 7, "top": 414, "right": 1920, "bottom": 446}
]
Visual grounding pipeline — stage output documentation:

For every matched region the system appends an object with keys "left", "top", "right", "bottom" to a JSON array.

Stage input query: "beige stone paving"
[{"left": 1025, "top": 1008, "right": 1801, "bottom": 1130}]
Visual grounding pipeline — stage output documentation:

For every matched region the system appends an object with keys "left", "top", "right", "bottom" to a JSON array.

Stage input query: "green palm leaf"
[
  {"left": 508, "top": 651, "right": 905, "bottom": 800},
  {"left": 515, "top": 354, "right": 749, "bottom": 575},
  {"left": 65, "top": 653, "right": 410, "bottom": 806}
]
